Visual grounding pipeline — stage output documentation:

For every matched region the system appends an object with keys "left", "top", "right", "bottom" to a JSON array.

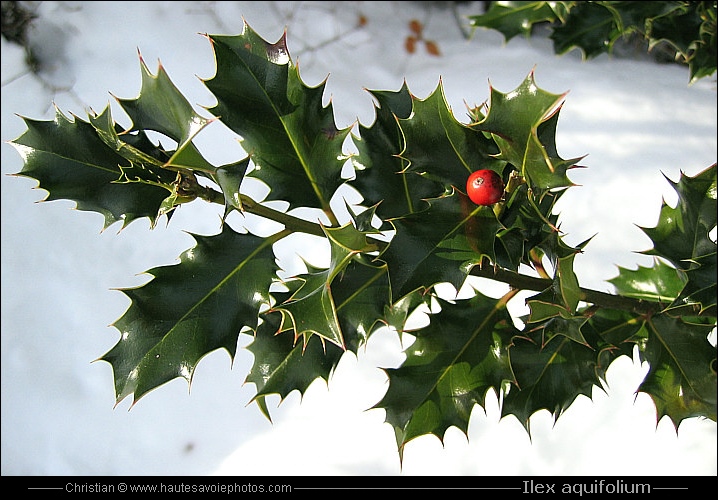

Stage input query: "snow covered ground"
[{"left": 1, "top": 1, "right": 716, "bottom": 476}]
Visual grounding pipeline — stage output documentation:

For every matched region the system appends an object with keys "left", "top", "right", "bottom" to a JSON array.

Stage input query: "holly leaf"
[
  {"left": 204, "top": 23, "right": 350, "bottom": 214},
  {"left": 549, "top": 2, "right": 622, "bottom": 59},
  {"left": 473, "top": 70, "right": 580, "bottom": 191},
  {"left": 350, "top": 84, "right": 441, "bottom": 221},
  {"left": 100, "top": 225, "right": 279, "bottom": 405},
  {"left": 648, "top": 3, "right": 705, "bottom": 56},
  {"left": 245, "top": 309, "right": 344, "bottom": 421},
  {"left": 272, "top": 266, "right": 342, "bottom": 349},
  {"left": 114, "top": 124, "right": 173, "bottom": 164},
  {"left": 539, "top": 316, "right": 591, "bottom": 347},
  {"left": 468, "top": 1, "right": 559, "bottom": 42},
  {"left": 685, "top": 29, "right": 718, "bottom": 84},
  {"left": 116, "top": 55, "right": 217, "bottom": 174},
  {"left": 398, "top": 80, "right": 503, "bottom": 192},
  {"left": 579, "top": 308, "right": 645, "bottom": 360},
  {"left": 502, "top": 330, "right": 603, "bottom": 432},
  {"left": 494, "top": 182, "right": 564, "bottom": 270},
  {"left": 213, "top": 158, "right": 251, "bottom": 215},
  {"left": 525, "top": 228, "right": 583, "bottom": 322},
  {"left": 639, "top": 314, "right": 717, "bottom": 425},
  {"left": 533, "top": 107, "right": 585, "bottom": 189},
  {"left": 86, "top": 105, "right": 193, "bottom": 224},
  {"left": 331, "top": 254, "right": 391, "bottom": 352},
  {"left": 380, "top": 190, "right": 501, "bottom": 301},
  {"left": 640, "top": 164, "right": 717, "bottom": 313},
  {"left": 384, "top": 289, "right": 432, "bottom": 339},
  {"left": 641, "top": 165, "right": 716, "bottom": 267},
  {"left": 88, "top": 105, "right": 170, "bottom": 173},
  {"left": 526, "top": 293, "right": 565, "bottom": 324},
  {"left": 10, "top": 108, "right": 169, "bottom": 229},
  {"left": 608, "top": 257, "right": 688, "bottom": 303},
  {"left": 675, "top": 252, "right": 717, "bottom": 316},
  {"left": 375, "top": 293, "right": 518, "bottom": 458},
  {"left": 272, "top": 223, "right": 380, "bottom": 348},
  {"left": 345, "top": 201, "right": 381, "bottom": 234},
  {"left": 547, "top": 2, "right": 680, "bottom": 59},
  {"left": 109, "top": 56, "right": 253, "bottom": 217},
  {"left": 468, "top": 2, "right": 716, "bottom": 83},
  {"left": 612, "top": 1, "right": 683, "bottom": 33}
]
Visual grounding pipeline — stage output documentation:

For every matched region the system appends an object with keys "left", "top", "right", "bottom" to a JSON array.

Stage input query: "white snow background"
[{"left": 1, "top": 1, "right": 716, "bottom": 476}]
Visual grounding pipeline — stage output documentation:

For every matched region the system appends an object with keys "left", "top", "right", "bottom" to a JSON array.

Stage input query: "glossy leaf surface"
[{"left": 9, "top": 20, "right": 715, "bottom": 463}]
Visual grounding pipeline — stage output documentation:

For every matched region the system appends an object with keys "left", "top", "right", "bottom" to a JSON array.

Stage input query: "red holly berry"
[{"left": 466, "top": 169, "right": 504, "bottom": 206}]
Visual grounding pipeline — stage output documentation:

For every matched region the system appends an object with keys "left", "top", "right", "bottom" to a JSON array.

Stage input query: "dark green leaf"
[
  {"left": 332, "top": 255, "right": 391, "bottom": 351},
  {"left": 640, "top": 164, "right": 717, "bottom": 313},
  {"left": 503, "top": 331, "right": 603, "bottom": 431},
  {"left": 116, "top": 55, "right": 216, "bottom": 173},
  {"left": 88, "top": 105, "right": 169, "bottom": 171},
  {"left": 608, "top": 257, "right": 688, "bottom": 303},
  {"left": 214, "top": 158, "right": 251, "bottom": 215},
  {"left": 10, "top": 108, "right": 168, "bottom": 229},
  {"left": 550, "top": 2, "right": 617, "bottom": 59},
  {"left": 350, "top": 84, "right": 441, "bottom": 221},
  {"left": 675, "top": 251, "right": 717, "bottom": 315},
  {"left": 468, "top": 1, "right": 716, "bottom": 82},
  {"left": 375, "top": 293, "right": 518, "bottom": 454},
  {"left": 468, "top": 1, "right": 559, "bottom": 42},
  {"left": 540, "top": 316, "right": 590, "bottom": 346},
  {"left": 608, "top": 1, "right": 716, "bottom": 83},
  {"left": 533, "top": 108, "right": 584, "bottom": 189},
  {"left": 245, "top": 309, "right": 344, "bottom": 421},
  {"left": 473, "top": 70, "right": 578, "bottom": 191},
  {"left": 384, "top": 289, "right": 432, "bottom": 338},
  {"left": 86, "top": 105, "right": 189, "bottom": 224},
  {"left": 205, "top": 23, "right": 349, "bottom": 215},
  {"left": 399, "top": 80, "right": 502, "bottom": 191},
  {"left": 640, "top": 314, "right": 717, "bottom": 425},
  {"left": 273, "top": 223, "right": 380, "bottom": 348},
  {"left": 494, "top": 182, "right": 566, "bottom": 270},
  {"left": 648, "top": 3, "right": 704, "bottom": 55},
  {"left": 380, "top": 191, "right": 501, "bottom": 301},
  {"left": 345, "top": 202, "right": 381, "bottom": 234},
  {"left": 100, "top": 225, "right": 279, "bottom": 404},
  {"left": 686, "top": 29, "right": 718, "bottom": 83},
  {"left": 556, "top": 252, "right": 580, "bottom": 314},
  {"left": 273, "top": 265, "right": 343, "bottom": 348},
  {"left": 580, "top": 308, "right": 645, "bottom": 365},
  {"left": 612, "top": 1, "right": 685, "bottom": 33}
]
